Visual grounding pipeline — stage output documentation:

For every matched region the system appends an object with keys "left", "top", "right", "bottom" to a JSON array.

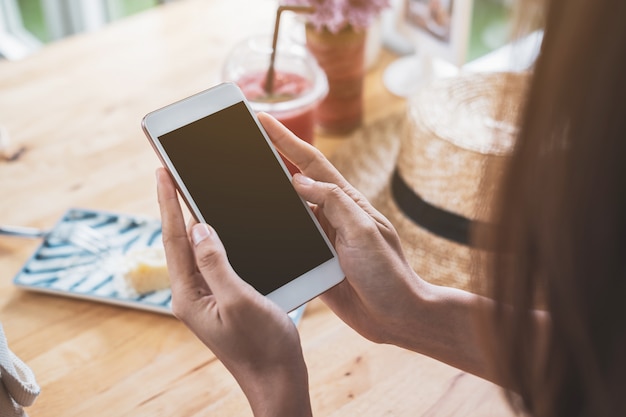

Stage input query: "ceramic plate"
[{"left": 12, "top": 208, "right": 305, "bottom": 324}]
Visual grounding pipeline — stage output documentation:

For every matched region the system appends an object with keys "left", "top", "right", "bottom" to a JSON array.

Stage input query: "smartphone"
[{"left": 142, "top": 82, "right": 344, "bottom": 312}]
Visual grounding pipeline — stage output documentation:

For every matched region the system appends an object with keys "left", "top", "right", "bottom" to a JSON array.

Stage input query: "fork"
[{"left": 0, "top": 223, "right": 111, "bottom": 255}]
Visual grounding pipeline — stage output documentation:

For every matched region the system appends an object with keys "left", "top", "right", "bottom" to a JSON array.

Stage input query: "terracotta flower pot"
[{"left": 305, "top": 24, "right": 366, "bottom": 135}]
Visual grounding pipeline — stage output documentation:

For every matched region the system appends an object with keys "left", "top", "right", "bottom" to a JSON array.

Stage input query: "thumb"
[{"left": 190, "top": 223, "right": 242, "bottom": 297}]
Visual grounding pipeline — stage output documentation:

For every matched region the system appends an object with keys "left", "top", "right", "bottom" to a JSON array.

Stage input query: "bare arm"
[
  {"left": 402, "top": 284, "right": 550, "bottom": 384},
  {"left": 392, "top": 282, "right": 498, "bottom": 382}
]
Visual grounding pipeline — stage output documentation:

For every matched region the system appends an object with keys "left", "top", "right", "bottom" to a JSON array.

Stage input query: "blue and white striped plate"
[{"left": 12, "top": 208, "right": 306, "bottom": 324}]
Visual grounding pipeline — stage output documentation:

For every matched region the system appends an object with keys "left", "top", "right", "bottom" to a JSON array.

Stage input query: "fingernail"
[
  {"left": 192, "top": 224, "right": 211, "bottom": 245},
  {"left": 294, "top": 173, "right": 315, "bottom": 185}
]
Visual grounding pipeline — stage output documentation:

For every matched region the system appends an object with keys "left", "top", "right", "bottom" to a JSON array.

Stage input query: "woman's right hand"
[{"left": 259, "top": 113, "right": 433, "bottom": 347}]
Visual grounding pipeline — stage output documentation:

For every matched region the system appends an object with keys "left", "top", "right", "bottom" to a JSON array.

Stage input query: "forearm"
[
  {"left": 394, "top": 279, "right": 551, "bottom": 387},
  {"left": 391, "top": 279, "right": 497, "bottom": 382}
]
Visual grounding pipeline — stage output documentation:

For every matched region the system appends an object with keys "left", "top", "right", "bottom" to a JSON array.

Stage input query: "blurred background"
[
  {"left": 1, "top": 0, "right": 511, "bottom": 61},
  {"left": 0, "top": 0, "right": 170, "bottom": 59}
]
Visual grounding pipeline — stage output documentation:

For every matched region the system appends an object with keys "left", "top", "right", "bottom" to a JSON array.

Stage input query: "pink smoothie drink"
[{"left": 223, "top": 36, "right": 328, "bottom": 174}]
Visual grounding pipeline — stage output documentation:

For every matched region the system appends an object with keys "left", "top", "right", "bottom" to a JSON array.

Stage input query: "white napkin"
[{"left": 0, "top": 324, "right": 40, "bottom": 417}]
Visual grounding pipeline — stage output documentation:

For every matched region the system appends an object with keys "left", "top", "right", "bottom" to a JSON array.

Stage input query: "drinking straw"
[{"left": 264, "top": 5, "right": 315, "bottom": 96}]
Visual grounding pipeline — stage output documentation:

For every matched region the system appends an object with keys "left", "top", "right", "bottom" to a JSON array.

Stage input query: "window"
[
  {"left": 468, "top": 0, "right": 512, "bottom": 61},
  {"left": 0, "top": 0, "right": 42, "bottom": 59},
  {"left": 0, "top": 0, "right": 164, "bottom": 59}
]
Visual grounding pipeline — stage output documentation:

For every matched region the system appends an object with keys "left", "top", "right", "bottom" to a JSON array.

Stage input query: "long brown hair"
[{"left": 483, "top": 0, "right": 626, "bottom": 416}]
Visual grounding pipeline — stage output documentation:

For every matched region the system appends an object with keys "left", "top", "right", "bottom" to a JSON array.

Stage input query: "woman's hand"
[
  {"left": 156, "top": 168, "right": 312, "bottom": 417},
  {"left": 258, "top": 113, "right": 433, "bottom": 348}
]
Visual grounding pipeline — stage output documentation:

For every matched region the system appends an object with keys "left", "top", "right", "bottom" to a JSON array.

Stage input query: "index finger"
[
  {"left": 258, "top": 112, "right": 377, "bottom": 216},
  {"left": 258, "top": 112, "right": 350, "bottom": 187}
]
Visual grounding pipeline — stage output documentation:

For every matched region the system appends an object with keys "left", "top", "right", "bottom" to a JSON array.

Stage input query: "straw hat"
[{"left": 329, "top": 72, "right": 528, "bottom": 291}]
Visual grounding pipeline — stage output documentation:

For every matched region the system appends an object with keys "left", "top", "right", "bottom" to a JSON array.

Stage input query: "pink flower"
[{"left": 282, "top": 0, "right": 390, "bottom": 33}]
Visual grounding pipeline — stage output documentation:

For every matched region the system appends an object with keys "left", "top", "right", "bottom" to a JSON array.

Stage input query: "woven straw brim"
[
  {"left": 329, "top": 112, "right": 475, "bottom": 289},
  {"left": 329, "top": 72, "right": 528, "bottom": 291}
]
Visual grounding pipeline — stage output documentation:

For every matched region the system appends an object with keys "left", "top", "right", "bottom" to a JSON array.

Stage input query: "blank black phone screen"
[{"left": 158, "top": 101, "right": 333, "bottom": 295}]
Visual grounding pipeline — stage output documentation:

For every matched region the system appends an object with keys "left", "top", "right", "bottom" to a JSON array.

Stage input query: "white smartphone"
[{"left": 142, "top": 82, "right": 344, "bottom": 312}]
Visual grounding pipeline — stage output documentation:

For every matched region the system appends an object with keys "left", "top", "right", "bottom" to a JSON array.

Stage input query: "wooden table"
[{"left": 0, "top": 0, "right": 514, "bottom": 415}]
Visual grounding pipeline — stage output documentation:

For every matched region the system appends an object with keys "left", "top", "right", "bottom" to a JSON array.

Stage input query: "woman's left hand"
[{"left": 156, "top": 167, "right": 312, "bottom": 417}]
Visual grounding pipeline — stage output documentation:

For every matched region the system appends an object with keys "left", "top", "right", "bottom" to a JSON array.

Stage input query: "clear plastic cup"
[{"left": 222, "top": 35, "right": 328, "bottom": 175}]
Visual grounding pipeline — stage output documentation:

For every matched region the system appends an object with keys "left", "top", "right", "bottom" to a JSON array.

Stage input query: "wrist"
[
  {"left": 383, "top": 276, "right": 440, "bottom": 350},
  {"left": 390, "top": 279, "right": 491, "bottom": 377},
  {"left": 235, "top": 358, "right": 312, "bottom": 417}
]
